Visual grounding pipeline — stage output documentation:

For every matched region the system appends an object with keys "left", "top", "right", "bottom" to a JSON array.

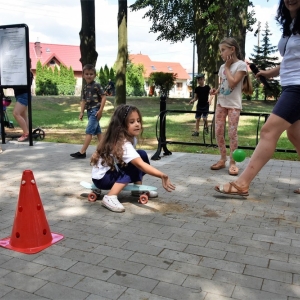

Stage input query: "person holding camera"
[{"left": 215, "top": 0, "right": 300, "bottom": 196}]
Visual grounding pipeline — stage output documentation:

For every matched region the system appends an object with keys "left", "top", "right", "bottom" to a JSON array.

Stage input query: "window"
[
  {"left": 49, "top": 59, "right": 55, "bottom": 66},
  {"left": 168, "top": 66, "right": 173, "bottom": 71},
  {"left": 151, "top": 65, "right": 156, "bottom": 70},
  {"left": 176, "top": 82, "right": 183, "bottom": 91}
]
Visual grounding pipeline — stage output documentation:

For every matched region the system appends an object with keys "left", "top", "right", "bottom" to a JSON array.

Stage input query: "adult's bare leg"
[
  {"left": 287, "top": 120, "right": 300, "bottom": 155},
  {"left": 217, "top": 114, "right": 291, "bottom": 192},
  {"left": 13, "top": 102, "right": 29, "bottom": 135},
  {"left": 287, "top": 120, "right": 300, "bottom": 193}
]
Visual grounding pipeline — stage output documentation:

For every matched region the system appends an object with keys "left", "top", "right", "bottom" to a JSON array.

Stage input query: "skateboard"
[{"left": 80, "top": 181, "right": 157, "bottom": 204}]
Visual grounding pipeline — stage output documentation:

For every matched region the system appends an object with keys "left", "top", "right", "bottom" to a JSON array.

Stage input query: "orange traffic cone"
[{"left": 0, "top": 170, "right": 64, "bottom": 254}]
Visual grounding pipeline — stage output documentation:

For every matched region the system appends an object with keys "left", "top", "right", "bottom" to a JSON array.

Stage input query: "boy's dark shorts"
[
  {"left": 195, "top": 111, "right": 208, "bottom": 119},
  {"left": 272, "top": 85, "right": 300, "bottom": 124}
]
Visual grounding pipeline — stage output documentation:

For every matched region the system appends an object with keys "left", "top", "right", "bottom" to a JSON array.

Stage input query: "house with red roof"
[
  {"left": 16, "top": 41, "right": 191, "bottom": 97},
  {"left": 29, "top": 41, "right": 82, "bottom": 95},
  {"left": 129, "top": 54, "right": 191, "bottom": 98}
]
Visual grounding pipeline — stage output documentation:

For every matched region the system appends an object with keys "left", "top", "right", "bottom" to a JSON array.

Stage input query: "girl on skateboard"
[{"left": 90, "top": 104, "right": 175, "bottom": 212}]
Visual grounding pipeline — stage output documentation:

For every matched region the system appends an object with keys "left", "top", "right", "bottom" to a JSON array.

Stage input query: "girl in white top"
[
  {"left": 90, "top": 104, "right": 175, "bottom": 212},
  {"left": 215, "top": 0, "right": 300, "bottom": 196},
  {"left": 210, "top": 37, "right": 253, "bottom": 176}
]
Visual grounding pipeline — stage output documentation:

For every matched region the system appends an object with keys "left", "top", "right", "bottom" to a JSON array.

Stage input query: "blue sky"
[{"left": 0, "top": 0, "right": 280, "bottom": 73}]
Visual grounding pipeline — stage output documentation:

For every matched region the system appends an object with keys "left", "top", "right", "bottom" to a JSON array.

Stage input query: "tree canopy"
[
  {"left": 130, "top": 0, "right": 256, "bottom": 85},
  {"left": 149, "top": 72, "right": 177, "bottom": 97},
  {"left": 249, "top": 22, "right": 280, "bottom": 100}
]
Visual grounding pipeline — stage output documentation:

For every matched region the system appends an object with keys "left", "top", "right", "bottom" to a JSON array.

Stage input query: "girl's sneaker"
[
  {"left": 102, "top": 195, "right": 125, "bottom": 212},
  {"left": 18, "top": 134, "right": 29, "bottom": 142}
]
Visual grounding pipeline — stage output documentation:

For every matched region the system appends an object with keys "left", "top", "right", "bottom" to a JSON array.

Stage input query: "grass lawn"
[{"left": 4, "top": 95, "right": 299, "bottom": 161}]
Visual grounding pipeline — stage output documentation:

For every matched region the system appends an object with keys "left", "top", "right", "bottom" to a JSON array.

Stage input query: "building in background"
[
  {"left": 129, "top": 54, "right": 191, "bottom": 98},
  {"left": 6, "top": 41, "right": 191, "bottom": 98},
  {"left": 29, "top": 41, "right": 82, "bottom": 95}
]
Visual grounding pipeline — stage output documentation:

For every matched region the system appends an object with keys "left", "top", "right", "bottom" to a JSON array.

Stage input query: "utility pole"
[
  {"left": 257, "top": 21, "right": 261, "bottom": 48},
  {"left": 256, "top": 22, "right": 261, "bottom": 100}
]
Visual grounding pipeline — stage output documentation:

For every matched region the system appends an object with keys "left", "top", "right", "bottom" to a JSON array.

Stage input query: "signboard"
[
  {"left": 0, "top": 26, "right": 27, "bottom": 86},
  {"left": 0, "top": 24, "right": 32, "bottom": 146}
]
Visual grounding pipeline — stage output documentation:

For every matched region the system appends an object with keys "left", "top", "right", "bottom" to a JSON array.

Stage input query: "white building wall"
[{"left": 144, "top": 79, "right": 191, "bottom": 98}]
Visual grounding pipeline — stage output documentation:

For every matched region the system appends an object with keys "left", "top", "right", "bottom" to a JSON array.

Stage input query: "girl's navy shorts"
[{"left": 272, "top": 85, "right": 300, "bottom": 124}]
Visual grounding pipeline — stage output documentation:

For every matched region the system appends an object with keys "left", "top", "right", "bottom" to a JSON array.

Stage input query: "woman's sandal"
[
  {"left": 215, "top": 182, "right": 249, "bottom": 196},
  {"left": 228, "top": 165, "right": 239, "bottom": 176},
  {"left": 294, "top": 188, "right": 300, "bottom": 194},
  {"left": 211, "top": 160, "right": 226, "bottom": 170}
]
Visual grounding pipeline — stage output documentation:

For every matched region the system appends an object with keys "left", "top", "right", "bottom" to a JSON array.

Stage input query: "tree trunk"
[
  {"left": 234, "top": 0, "right": 249, "bottom": 59},
  {"left": 115, "top": 0, "right": 128, "bottom": 106},
  {"left": 79, "top": 0, "right": 98, "bottom": 69}
]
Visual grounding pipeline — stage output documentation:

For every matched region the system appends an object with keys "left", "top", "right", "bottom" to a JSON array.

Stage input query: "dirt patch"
[
  {"left": 146, "top": 200, "right": 189, "bottom": 214},
  {"left": 203, "top": 209, "right": 219, "bottom": 218}
]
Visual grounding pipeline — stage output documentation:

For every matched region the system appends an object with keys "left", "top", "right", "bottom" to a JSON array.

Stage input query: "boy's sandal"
[
  {"left": 215, "top": 182, "right": 249, "bottom": 196},
  {"left": 210, "top": 160, "right": 226, "bottom": 170},
  {"left": 294, "top": 188, "right": 300, "bottom": 194},
  {"left": 228, "top": 165, "right": 239, "bottom": 176}
]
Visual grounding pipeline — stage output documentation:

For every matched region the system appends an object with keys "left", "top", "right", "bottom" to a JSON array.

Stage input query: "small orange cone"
[{"left": 0, "top": 170, "right": 64, "bottom": 254}]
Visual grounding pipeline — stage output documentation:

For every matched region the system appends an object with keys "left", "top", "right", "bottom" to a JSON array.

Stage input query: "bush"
[{"left": 35, "top": 61, "right": 76, "bottom": 95}]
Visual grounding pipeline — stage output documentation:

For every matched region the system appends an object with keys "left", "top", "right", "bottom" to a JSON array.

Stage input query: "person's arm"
[
  {"left": 210, "top": 74, "right": 222, "bottom": 95},
  {"left": 223, "top": 57, "right": 246, "bottom": 90},
  {"left": 208, "top": 94, "right": 214, "bottom": 105},
  {"left": 96, "top": 95, "right": 107, "bottom": 120},
  {"left": 224, "top": 68, "right": 246, "bottom": 90},
  {"left": 257, "top": 66, "right": 280, "bottom": 79},
  {"left": 79, "top": 100, "right": 85, "bottom": 120},
  {"left": 130, "top": 157, "right": 175, "bottom": 192},
  {"left": 189, "top": 93, "right": 198, "bottom": 105}
]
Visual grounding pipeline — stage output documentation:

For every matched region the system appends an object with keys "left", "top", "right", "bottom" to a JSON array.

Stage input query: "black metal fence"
[{"left": 151, "top": 98, "right": 297, "bottom": 160}]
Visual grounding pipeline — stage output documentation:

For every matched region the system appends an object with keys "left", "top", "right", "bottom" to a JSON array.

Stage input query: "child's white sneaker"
[
  {"left": 149, "top": 191, "right": 158, "bottom": 198},
  {"left": 131, "top": 190, "right": 158, "bottom": 198},
  {"left": 102, "top": 195, "right": 125, "bottom": 212}
]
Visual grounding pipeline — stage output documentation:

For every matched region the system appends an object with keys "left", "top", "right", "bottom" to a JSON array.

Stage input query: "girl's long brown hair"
[{"left": 90, "top": 104, "right": 143, "bottom": 169}]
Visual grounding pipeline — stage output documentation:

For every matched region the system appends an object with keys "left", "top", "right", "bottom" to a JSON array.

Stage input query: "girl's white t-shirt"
[
  {"left": 92, "top": 140, "right": 140, "bottom": 180},
  {"left": 217, "top": 60, "right": 247, "bottom": 109}
]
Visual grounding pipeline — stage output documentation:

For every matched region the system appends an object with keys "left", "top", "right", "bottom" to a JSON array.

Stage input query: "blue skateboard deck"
[
  {"left": 80, "top": 181, "right": 157, "bottom": 203},
  {"left": 80, "top": 181, "right": 157, "bottom": 192}
]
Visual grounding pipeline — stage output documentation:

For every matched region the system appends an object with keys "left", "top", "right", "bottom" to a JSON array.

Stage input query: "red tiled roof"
[
  {"left": 129, "top": 54, "right": 190, "bottom": 80},
  {"left": 29, "top": 42, "right": 82, "bottom": 72}
]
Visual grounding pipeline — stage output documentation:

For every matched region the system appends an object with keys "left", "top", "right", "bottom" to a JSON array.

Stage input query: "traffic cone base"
[
  {"left": 0, "top": 170, "right": 64, "bottom": 254},
  {"left": 0, "top": 232, "right": 63, "bottom": 254}
]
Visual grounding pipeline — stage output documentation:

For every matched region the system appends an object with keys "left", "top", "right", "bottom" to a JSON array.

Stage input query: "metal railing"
[{"left": 151, "top": 98, "right": 297, "bottom": 160}]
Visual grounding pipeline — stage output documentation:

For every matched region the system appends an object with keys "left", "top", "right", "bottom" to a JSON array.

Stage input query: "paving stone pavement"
[{"left": 0, "top": 140, "right": 300, "bottom": 299}]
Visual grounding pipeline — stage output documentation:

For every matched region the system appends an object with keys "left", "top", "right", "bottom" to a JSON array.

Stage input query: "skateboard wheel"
[
  {"left": 138, "top": 194, "right": 148, "bottom": 204},
  {"left": 88, "top": 192, "right": 97, "bottom": 202}
]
